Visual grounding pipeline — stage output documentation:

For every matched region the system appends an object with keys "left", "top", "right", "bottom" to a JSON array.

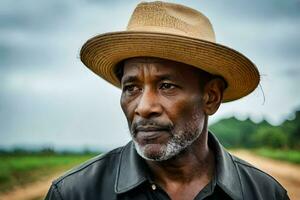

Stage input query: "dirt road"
[
  {"left": 1, "top": 151, "right": 299, "bottom": 200},
  {"left": 0, "top": 172, "right": 62, "bottom": 200}
]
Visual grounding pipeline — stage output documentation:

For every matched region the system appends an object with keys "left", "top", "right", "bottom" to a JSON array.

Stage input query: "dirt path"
[
  {"left": 1, "top": 151, "right": 299, "bottom": 200},
  {"left": 0, "top": 172, "right": 63, "bottom": 200},
  {"left": 232, "top": 150, "right": 300, "bottom": 200}
]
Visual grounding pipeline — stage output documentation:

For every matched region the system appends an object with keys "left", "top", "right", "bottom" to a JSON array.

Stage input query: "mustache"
[{"left": 131, "top": 119, "right": 173, "bottom": 136}]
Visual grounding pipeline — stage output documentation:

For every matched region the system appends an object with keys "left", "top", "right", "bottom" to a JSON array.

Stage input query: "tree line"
[{"left": 209, "top": 110, "right": 300, "bottom": 149}]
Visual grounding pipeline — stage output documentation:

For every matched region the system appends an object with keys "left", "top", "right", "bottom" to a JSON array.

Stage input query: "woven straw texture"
[{"left": 80, "top": 1, "right": 260, "bottom": 102}]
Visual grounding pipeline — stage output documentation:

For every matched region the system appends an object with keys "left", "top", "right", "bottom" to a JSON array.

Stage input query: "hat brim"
[{"left": 80, "top": 31, "right": 260, "bottom": 102}]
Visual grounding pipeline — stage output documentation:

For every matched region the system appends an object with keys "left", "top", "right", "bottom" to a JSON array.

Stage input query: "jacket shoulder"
[
  {"left": 231, "top": 154, "right": 288, "bottom": 199},
  {"left": 54, "top": 146, "right": 122, "bottom": 184},
  {"left": 46, "top": 146, "right": 124, "bottom": 200}
]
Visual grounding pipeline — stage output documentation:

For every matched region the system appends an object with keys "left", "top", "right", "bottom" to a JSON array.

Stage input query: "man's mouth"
[
  {"left": 136, "top": 125, "right": 168, "bottom": 131},
  {"left": 134, "top": 125, "right": 170, "bottom": 143}
]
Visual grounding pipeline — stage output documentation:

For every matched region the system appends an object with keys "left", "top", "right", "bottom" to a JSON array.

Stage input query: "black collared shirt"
[{"left": 45, "top": 132, "right": 289, "bottom": 200}]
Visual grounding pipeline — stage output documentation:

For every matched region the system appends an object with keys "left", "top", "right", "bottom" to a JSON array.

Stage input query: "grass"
[
  {"left": 254, "top": 148, "right": 300, "bottom": 164},
  {"left": 0, "top": 153, "right": 97, "bottom": 193}
]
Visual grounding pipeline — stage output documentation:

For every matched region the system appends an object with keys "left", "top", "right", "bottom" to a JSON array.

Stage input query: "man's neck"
[{"left": 145, "top": 130, "right": 215, "bottom": 200}]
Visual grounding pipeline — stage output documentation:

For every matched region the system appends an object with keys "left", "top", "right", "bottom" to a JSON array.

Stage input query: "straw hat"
[{"left": 80, "top": 1, "right": 260, "bottom": 102}]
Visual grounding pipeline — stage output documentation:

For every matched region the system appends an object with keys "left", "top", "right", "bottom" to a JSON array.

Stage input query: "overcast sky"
[{"left": 1, "top": 0, "right": 299, "bottom": 150}]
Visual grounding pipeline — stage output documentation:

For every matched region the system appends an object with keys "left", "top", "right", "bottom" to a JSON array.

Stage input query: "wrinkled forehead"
[{"left": 122, "top": 57, "right": 199, "bottom": 77}]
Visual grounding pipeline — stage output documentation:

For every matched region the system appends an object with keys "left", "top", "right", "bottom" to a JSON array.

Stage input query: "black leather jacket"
[{"left": 45, "top": 133, "right": 289, "bottom": 200}]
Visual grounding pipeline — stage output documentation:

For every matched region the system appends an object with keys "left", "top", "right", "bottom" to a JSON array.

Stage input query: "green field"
[
  {"left": 0, "top": 153, "right": 97, "bottom": 193},
  {"left": 254, "top": 148, "right": 300, "bottom": 164}
]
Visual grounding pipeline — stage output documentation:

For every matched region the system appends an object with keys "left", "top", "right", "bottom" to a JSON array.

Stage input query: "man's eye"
[
  {"left": 160, "top": 83, "right": 176, "bottom": 90},
  {"left": 123, "top": 85, "right": 140, "bottom": 93}
]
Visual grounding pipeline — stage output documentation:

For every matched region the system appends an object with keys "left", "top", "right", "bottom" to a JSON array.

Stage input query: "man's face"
[{"left": 120, "top": 57, "right": 206, "bottom": 161}]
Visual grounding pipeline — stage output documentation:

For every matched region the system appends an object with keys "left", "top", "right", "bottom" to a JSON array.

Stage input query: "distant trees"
[
  {"left": 209, "top": 110, "right": 300, "bottom": 150},
  {"left": 283, "top": 111, "right": 300, "bottom": 149},
  {"left": 250, "top": 127, "right": 288, "bottom": 148}
]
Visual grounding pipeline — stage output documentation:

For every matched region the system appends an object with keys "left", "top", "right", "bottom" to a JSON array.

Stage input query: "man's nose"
[{"left": 134, "top": 88, "right": 162, "bottom": 118}]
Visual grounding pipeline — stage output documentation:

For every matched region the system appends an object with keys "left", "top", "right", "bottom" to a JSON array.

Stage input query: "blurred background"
[{"left": 0, "top": 0, "right": 299, "bottom": 199}]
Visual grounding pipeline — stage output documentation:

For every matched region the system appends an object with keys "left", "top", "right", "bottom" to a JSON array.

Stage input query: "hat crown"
[{"left": 127, "top": 1, "right": 216, "bottom": 42}]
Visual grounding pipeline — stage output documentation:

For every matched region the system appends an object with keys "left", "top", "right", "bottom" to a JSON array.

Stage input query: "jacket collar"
[
  {"left": 115, "top": 132, "right": 243, "bottom": 200},
  {"left": 209, "top": 133, "right": 243, "bottom": 200},
  {"left": 114, "top": 141, "right": 148, "bottom": 194}
]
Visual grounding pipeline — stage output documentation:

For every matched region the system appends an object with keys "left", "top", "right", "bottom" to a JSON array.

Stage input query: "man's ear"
[{"left": 202, "top": 78, "right": 225, "bottom": 115}]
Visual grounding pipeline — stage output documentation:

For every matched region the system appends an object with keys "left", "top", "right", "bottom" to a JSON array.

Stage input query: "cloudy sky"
[{"left": 1, "top": 0, "right": 299, "bottom": 150}]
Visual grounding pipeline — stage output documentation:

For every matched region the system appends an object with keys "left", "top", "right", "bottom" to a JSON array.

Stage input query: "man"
[{"left": 46, "top": 1, "right": 289, "bottom": 200}]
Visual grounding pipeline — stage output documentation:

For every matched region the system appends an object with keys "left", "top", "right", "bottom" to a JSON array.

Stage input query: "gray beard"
[
  {"left": 130, "top": 107, "right": 203, "bottom": 161},
  {"left": 132, "top": 128, "right": 201, "bottom": 161}
]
